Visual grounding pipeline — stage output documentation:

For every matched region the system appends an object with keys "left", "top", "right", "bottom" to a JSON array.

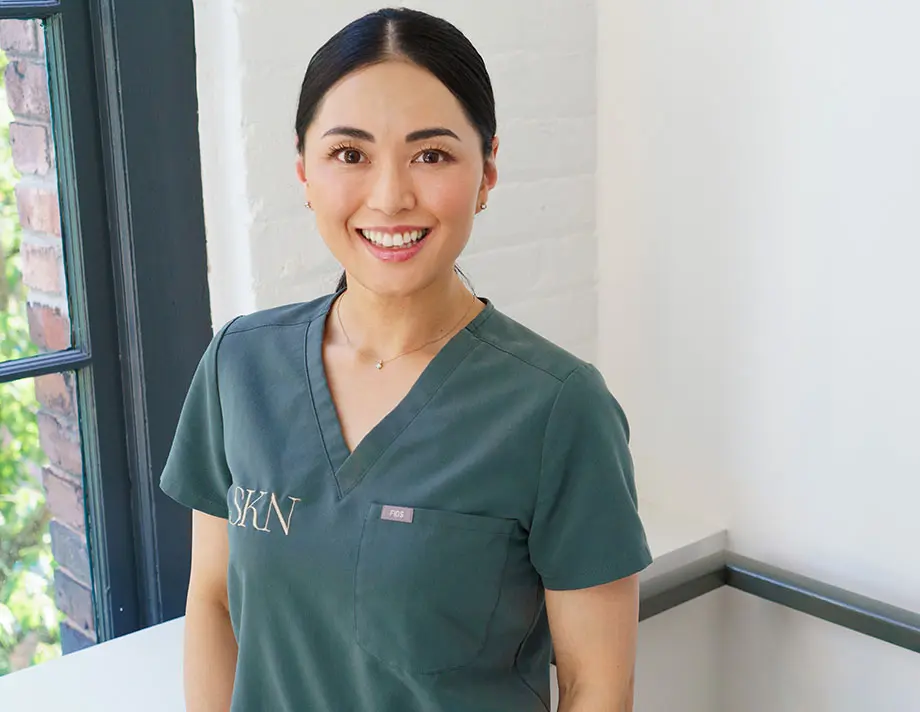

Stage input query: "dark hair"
[{"left": 295, "top": 7, "right": 495, "bottom": 294}]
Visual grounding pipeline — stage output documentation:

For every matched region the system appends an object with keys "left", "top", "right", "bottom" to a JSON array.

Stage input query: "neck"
[{"left": 333, "top": 275, "right": 480, "bottom": 362}]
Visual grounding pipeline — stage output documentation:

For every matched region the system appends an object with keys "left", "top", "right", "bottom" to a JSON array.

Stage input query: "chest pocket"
[{"left": 355, "top": 503, "right": 515, "bottom": 674}]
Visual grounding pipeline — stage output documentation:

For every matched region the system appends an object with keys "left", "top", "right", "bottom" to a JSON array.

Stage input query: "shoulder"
[
  {"left": 221, "top": 293, "right": 333, "bottom": 339},
  {"left": 468, "top": 302, "right": 594, "bottom": 385},
  {"left": 470, "top": 301, "right": 627, "bottom": 434},
  {"left": 203, "top": 293, "right": 334, "bottom": 373}
]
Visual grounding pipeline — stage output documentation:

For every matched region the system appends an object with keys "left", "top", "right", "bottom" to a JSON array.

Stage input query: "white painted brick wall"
[{"left": 196, "top": 0, "right": 598, "bottom": 360}]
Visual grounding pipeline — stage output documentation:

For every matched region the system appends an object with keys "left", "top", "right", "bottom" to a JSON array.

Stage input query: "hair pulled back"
[{"left": 294, "top": 8, "right": 495, "bottom": 293}]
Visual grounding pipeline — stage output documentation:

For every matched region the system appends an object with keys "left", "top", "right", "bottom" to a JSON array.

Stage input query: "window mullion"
[
  {"left": 0, "top": 1, "right": 60, "bottom": 22},
  {"left": 48, "top": 1, "right": 142, "bottom": 641}
]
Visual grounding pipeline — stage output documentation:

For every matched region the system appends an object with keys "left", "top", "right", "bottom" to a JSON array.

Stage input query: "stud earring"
[
  {"left": 479, "top": 202, "right": 487, "bottom": 211},
  {"left": 305, "top": 201, "right": 312, "bottom": 210}
]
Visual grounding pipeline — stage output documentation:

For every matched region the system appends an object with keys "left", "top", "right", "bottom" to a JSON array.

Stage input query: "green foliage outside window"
[{"left": 0, "top": 48, "right": 63, "bottom": 676}]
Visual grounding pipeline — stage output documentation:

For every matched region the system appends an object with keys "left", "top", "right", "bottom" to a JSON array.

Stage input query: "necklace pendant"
[{"left": 375, "top": 360, "right": 383, "bottom": 370}]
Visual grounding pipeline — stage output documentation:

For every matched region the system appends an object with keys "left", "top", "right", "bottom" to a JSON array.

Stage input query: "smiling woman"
[
  {"left": 293, "top": 9, "right": 496, "bottom": 302},
  {"left": 159, "top": 7, "right": 651, "bottom": 712}
]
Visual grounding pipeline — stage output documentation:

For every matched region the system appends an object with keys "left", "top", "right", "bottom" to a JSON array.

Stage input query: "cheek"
[
  {"left": 421, "top": 171, "right": 479, "bottom": 221},
  {"left": 311, "top": 165, "right": 363, "bottom": 217}
]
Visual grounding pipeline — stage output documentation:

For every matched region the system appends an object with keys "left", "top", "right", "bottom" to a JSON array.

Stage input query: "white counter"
[{"left": 0, "top": 501, "right": 725, "bottom": 712}]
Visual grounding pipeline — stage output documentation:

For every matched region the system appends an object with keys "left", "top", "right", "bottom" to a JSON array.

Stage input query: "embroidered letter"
[
  {"left": 267, "top": 493, "right": 301, "bottom": 536},
  {"left": 240, "top": 489, "right": 270, "bottom": 531},
  {"left": 228, "top": 486, "right": 245, "bottom": 526}
]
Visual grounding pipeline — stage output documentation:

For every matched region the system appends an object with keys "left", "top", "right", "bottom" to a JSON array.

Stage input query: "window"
[{"left": 0, "top": 0, "right": 210, "bottom": 675}]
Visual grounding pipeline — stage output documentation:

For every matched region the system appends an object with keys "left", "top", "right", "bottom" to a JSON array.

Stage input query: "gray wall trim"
[
  {"left": 640, "top": 554, "right": 920, "bottom": 655},
  {"left": 725, "top": 554, "right": 920, "bottom": 654}
]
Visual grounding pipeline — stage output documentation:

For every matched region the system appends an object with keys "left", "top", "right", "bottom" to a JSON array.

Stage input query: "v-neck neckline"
[{"left": 305, "top": 290, "right": 494, "bottom": 499}]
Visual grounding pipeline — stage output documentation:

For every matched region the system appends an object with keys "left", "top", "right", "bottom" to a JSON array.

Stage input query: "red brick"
[
  {"left": 53, "top": 569, "right": 94, "bottom": 633},
  {"left": 60, "top": 620, "right": 95, "bottom": 654},
  {"left": 37, "top": 412, "right": 83, "bottom": 477},
  {"left": 4, "top": 59, "right": 50, "bottom": 119},
  {"left": 42, "top": 466, "right": 86, "bottom": 535},
  {"left": 15, "top": 184, "right": 61, "bottom": 236},
  {"left": 27, "top": 304, "right": 71, "bottom": 351},
  {"left": 49, "top": 520, "right": 91, "bottom": 586},
  {"left": 35, "top": 371, "right": 75, "bottom": 418},
  {"left": 20, "top": 243, "right": 63, "bottom": 293},
  {"left": 10, "top": 122, "right": 51, "bottom": 175},
  {"left": 0, "top": 20, "right": 38, "bottom": 54}
]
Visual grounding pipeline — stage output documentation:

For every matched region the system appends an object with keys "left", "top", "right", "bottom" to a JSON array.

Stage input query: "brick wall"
[{"left": 0, "top": 19, "right": 95, "bottom": 653}]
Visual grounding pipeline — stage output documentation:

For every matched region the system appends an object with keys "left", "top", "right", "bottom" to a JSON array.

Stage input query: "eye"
[
  {"left": 413, "top": 149, "right": 452, "bottom": 165},
  {"left": 335, "top": 148, "right": 365, "bottom": 164}
]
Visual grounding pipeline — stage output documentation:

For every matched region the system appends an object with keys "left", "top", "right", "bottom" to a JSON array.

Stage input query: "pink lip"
[{"left": 357, "top": 227, "right": 431, "bottom": 263}]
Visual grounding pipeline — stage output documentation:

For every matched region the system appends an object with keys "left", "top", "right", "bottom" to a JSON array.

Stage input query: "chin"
[{"left": 350, "top": 265, "right": 454, "bottom": 299}]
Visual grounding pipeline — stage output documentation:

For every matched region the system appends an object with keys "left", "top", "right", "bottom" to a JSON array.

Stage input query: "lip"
[
  {"left": 356, "top": 225, "right": 432, "bottom": 234},
  {"left": 357, "top": 226, "right": 432, "bottom": 263}
]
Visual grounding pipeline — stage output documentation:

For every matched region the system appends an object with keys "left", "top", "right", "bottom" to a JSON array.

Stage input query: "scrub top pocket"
[{"left": 354, "top": 503, "right": 515, "bottom": 674}]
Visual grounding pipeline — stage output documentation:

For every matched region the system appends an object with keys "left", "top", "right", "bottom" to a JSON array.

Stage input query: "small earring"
[
  {"left": 479, "top": 202, "right": 487, "bottom": 211},
  {"left": 305, "top": 201, "right": 312, "bottom": 210}
]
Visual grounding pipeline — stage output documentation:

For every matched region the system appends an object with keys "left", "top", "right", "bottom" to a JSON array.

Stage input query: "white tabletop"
[{"left": 0, "top": 500, "right": 726, "bottom": 711}]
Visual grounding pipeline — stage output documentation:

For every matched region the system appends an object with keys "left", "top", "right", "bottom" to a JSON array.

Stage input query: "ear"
[
  {"left": 479, "top": 136, "right": 499, "bottom": 201},
  {"left": 295, "top": 155, "right": 307, "bottom": 185}
]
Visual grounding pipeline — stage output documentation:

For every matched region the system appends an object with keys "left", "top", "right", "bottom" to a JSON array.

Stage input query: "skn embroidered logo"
[{"left": 228, "top": 487, "right": 301, "bottom": 536}]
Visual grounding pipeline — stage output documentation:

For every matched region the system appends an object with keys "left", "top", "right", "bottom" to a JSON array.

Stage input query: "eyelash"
[{"left": 326, "top": 142, "right": 455, "bottom": 165}]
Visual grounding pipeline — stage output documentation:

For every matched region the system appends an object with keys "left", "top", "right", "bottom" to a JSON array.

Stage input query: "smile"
[{"left": 357, "top": 228, "right": 431, "bottom": 248}]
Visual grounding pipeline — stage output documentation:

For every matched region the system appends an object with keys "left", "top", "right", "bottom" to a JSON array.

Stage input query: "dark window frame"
[{"left": 1, "top": 0, "right": 209, "bottom": 640}]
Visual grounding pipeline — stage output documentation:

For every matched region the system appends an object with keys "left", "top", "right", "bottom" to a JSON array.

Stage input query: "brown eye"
[
  {"left": 338, "top": 149, "right": 363, "bottom": 164},
  {"left": 415, "top": 150, "right": 449, "bottom": 165}
]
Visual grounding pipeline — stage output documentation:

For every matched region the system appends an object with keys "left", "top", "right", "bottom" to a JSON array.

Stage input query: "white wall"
[
  {"left": 722, "top": 588, "right": 920, "bottom": 712},
  {"left": 635, "top": 588, "right": 920, "bottom": 712},
  {"left": 597, "top": 1, "right": 920, "bottom": 613},
  {"left": 634, "top": 590, "right": 724, "bottom": 712},
  {"left": 194, "top": 0, "right": 601, "bottom": 360},
  {"left": 548, "top": 590, "right": 725, "bottom": 712}
]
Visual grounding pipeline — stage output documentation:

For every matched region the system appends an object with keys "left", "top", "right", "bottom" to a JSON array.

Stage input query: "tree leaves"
[{"left": 0, "top": 42, "right": 62, "bottom": 676}]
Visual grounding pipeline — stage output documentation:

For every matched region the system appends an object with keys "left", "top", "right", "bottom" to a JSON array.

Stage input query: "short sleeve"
[
  {"left": 529, "top": 363, "right": 652, "bottom": 590},
  {"left": 159, "top": 319, "right": 237, "bottom": 519}
]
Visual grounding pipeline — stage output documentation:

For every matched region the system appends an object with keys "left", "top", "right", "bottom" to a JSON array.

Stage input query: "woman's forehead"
[{"left": 310, "top": 61, "right": 472, "bottom": 140}]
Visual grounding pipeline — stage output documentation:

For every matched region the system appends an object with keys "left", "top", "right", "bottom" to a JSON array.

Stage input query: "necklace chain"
[{"left": 335, "top": 292, "right": 478, "bottom": 370}]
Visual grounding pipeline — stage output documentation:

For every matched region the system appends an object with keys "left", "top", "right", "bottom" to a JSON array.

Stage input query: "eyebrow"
[{"left": 321, "top": 126, "right": 461, "bottom": 143}]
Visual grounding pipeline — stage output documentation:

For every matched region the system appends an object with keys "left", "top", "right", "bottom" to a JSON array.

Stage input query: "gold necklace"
[{"left": 336, "top": 293, "right": 478, "bottom": 370}]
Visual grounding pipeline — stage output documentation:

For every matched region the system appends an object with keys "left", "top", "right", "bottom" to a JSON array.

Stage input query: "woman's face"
[{"left": 298, "top": 60, "right": 498, "bottom": 298}]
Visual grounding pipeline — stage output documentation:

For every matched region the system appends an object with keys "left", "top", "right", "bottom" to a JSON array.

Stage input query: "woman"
[{"left": 161, "top": 8, "right": 652, "bottom": 711}]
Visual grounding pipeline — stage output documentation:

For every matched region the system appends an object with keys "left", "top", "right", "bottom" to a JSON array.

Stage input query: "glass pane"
[
  {"left": 0, "top": 370, "right": 95, "bottom": 677},
  {"left": 0, "top": 18, "right": 71, "bottom": 364}
]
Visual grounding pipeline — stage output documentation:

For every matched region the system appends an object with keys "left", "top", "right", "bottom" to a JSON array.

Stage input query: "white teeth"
[{"left": 360, "top": 229, "right": 429, "bottom": 247}]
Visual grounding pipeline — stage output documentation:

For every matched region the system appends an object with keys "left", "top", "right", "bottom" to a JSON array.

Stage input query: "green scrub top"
[{"left": 160, "top": 291, "right": 652, "bottom": 712}]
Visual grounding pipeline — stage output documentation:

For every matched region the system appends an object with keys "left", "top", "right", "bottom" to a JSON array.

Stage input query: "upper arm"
[
  {"left": 159, "top": 323, "right": 235, "bottom": 608},
  {"left": 527, "top": 365, "right": 651, "bottom": 705},
  {"left": 187, "top": 509, "right": 230, "bottom": 610},
  {"left": 528, "top": 364, "right": 652, "bottom": 589},
  {"left": 545, "top": 574, "right": 641, "bottom": 705},
  {"left": 160, "top": 320, "right": 237, "bottom": 520}
]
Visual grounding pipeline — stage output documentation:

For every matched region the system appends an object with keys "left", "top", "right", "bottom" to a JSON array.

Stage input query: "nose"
[{"left": 365, "top": 160, "right": 416, "bottom": 215}]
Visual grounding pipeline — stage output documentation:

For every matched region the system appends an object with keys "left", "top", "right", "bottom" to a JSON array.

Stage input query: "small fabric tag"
[{"left": 380, "top": 505, "right": 414, "bottom": 523}]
